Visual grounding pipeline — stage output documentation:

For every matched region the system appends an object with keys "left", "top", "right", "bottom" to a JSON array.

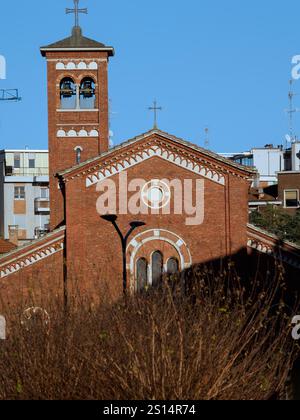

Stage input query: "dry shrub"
[{"left": 0, "top": 265, "right": 298, "bottom": 400}]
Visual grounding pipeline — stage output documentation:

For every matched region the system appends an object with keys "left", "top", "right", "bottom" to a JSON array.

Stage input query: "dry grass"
[{"left": 0, "top": 264, "right": 298, "bottom": 400}]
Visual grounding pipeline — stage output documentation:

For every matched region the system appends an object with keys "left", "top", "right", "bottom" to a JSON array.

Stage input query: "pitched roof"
[
  {"left": 40, "top": 26, "right": 114, "bottom": 56},
  {"left": 59, "top": 128, "right": 257, "bottom": 179},
  {"left": 0, "top": 238, "right": 16, "bottom": 255},
  {"left": 248, "top": 186, "right": 278, "bottom": 202}
]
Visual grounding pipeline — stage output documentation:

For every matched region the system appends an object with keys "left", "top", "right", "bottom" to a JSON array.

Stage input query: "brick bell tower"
[{"left": 40, "top": 1, "right": 114, "bottom": 230}]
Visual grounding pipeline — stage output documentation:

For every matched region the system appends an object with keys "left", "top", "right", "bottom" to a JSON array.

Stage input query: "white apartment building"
[
  {"left": 291, "top": 141, "right": 300, "bottom": 172},
  {"left": 0, "top": 149, "right": 50, "bottom": 245},
  {"left": 220, "top": 144, "right": 286, "bottom": 186}
]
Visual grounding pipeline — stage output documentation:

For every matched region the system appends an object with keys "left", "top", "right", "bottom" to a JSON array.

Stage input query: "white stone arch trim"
[
  {"left": 56, "top": 61, "right": 99, "bottom": 70},
  {"left": 0, "top": 240, "right": 64, "bottom": 279},
  {"left": 57, "top": 129, "right": 99, "bottom": 138},
  {"left": 74, "top": 145, "right": 83, "bottom": 152},
  {"left": 86, "top": 144, "right": 226, "bottom": 187},
  {"left": 126, "top": 229, "right": 192, "bottom": 292},
  {"left": 66, "top": 62, "right": 76, "bottom": 70}
]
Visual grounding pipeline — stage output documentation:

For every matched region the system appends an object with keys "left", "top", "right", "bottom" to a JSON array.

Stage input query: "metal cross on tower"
[
  {"left": 66, "top": 0, "right": 88, "bottom": 28},
  {"left": 148, "top": 100, "right": 162, "bottom": 129}
]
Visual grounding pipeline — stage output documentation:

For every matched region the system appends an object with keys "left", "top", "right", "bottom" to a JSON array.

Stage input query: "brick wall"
[
  {"left": 44, "top": 51, "right": 110, "bottom": 230},
  {"left": 64, "top": 154, "right": 250, "bottom": 301},
  {"left": 0, "top": 229, "right": 65, "bottom": 313}
]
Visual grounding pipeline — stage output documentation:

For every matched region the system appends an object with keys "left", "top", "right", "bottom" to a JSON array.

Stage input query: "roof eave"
[
  {"left": 58, "top": 129, "right": 258, "bottom": 181},
  {"left": 40, "top": 47, "right": 115, "bottom": 57}
]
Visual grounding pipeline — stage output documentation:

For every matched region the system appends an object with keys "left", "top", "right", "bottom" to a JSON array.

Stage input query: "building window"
[
  {"left": 136, "top": 258, "right": 148, "bottom": 292},
  {"left": 152, "top": 251, "right": 163, "bottom": 287},
  {"left": 14, "top": 186, "right": 25, "bottom": 200},
  {"left": 75, "top": 147, "right": 82, "bottom": 165},
  {"left": 79, "top": 77, "right": 96, "bottom": 109},
  {"left": 167, "top": 258, "right": 179, "bottom": 275},
  {"left": 28, "top": 153, "right": 36, "bottom": 169},
  {"left": 14, "top": 153, "right": 21, "bottom": 169},
  {"left": 60, "top": 77, "right": 76, "bottom": 109},
  {"left": 40, "top": 187, "right": 49, "bottom": 199},
  {"left": 284, "top": 190, "right": 299, "bottom": 208}
]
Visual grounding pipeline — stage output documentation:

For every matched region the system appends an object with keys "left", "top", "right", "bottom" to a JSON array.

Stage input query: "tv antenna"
[
  {"left": 204, "top": 127, "right": 210, "bottom": 149},
  {"left": 285, "top": 79, "right": 300, "bottom": 147},
  {"left": 108, "top": 99, "right": 117, "bottom": 148}
]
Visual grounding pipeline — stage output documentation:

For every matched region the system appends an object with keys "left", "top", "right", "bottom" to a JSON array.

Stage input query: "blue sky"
[{"left": 0, "top": 0, "right": 300, "bottom": 152}]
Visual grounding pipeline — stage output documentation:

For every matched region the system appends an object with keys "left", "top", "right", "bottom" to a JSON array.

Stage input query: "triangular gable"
[
  {"left": 59, "top": 129, "right": 256, "bottom": 187},
  {"left": 86, "top": 144, "right": 226, "bottom": 187}
]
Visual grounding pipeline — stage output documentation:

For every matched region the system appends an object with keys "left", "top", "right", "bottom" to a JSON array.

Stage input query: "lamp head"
[
  {"left": 101, "top": 214, "right": 118, "bottom": 223},
  {"left": 130, "top": 221, "right": 146, "bottom": 229}
]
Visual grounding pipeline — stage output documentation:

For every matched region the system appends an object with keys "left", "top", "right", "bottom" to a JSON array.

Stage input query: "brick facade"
[
  {"left": 1, "top": 26, "right": 299, "bottom": 309},
  {"left": 44, "top": 50, "right": 111, "bottom": 230},
  {"left": 0, "top": 228, "right": 65, "bottom": 313},
  {"left": 61, "top": 131, "right": 253, "bottom": 300}
]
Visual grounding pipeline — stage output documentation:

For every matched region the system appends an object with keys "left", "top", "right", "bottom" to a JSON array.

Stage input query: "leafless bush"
[{"left": 0, "top": 265, "right": 298, "bottom": 400}]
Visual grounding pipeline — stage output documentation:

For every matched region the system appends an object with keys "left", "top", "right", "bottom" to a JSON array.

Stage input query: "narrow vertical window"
[
  {"left": 28, "top": 153, "right": 36, "bottom": 169},
  {"left": 152, "top": 251, "right": 163, "bottom": 287},
  {"left": 14, "top": 153, "right": 21, "bottom": 169},
  {"left": 75, "top": 147, "right": 82, "bottom": 165},
  {"left": 167, "top": 258, "right": 179, "bottom": 275},
  {"left": 136, "top": 258, "right": 148, "bottom": 292}
]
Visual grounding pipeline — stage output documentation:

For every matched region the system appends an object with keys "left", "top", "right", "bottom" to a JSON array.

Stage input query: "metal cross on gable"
[
  {"left": 148, "top": 100, "right": 162, "bottom": 129},
  {"left": 66, "top": 0, "right": 88, "bottom": 28}
]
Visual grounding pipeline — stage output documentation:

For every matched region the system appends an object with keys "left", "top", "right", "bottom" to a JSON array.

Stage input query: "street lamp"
[{"left": 101, "top": 215, "right": 146, "bottom": 294}]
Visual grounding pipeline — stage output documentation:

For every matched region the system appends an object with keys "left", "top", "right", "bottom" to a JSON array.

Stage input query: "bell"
[
  {"left": 60, "top": 81, "right": 74, "bottom": 98},
  {"left": 80, "top": 80, "right": 95, "bottom": 98}
]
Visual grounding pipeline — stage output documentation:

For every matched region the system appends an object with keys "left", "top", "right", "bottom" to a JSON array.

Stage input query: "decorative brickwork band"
[{"left": 0, "top": 227, "right": 66, "bottom": 279}]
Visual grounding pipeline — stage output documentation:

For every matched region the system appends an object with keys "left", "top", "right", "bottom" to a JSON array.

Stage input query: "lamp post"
[{"left": 101, "top": 215, "right": 146, "bottom": 294}]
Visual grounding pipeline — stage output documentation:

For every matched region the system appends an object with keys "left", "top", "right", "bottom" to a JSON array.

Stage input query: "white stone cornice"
[
  {"left": 0, "top": 241, "right": 64, "bottom": 279},
  {"left": 247, "top": 238, "right": 300, "bottom": 269},
  {"left": 86, "top": 144, "right": 226, "bottom": 187}
]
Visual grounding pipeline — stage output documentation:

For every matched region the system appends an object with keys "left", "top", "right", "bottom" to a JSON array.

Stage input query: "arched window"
[
  {"left": 136, "top": 258, "right": 148, "bottom": 292},
  {"left": 79, "top": 77, "right": 96, "bottom": 109},
  {"left": 151, "top": 251, "right": 163, "bottom": 287},
  {"left": 75, "top": 147, "right": 82, "bottom": 165},
  {"left": 60, "top": 78, "right": 76, "bottom": 109},
  {"left": 167, "top": 258, "right": 179, "bottom": 275}
]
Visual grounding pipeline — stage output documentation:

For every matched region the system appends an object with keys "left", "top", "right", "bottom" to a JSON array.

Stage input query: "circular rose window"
[{"left": 141, "top": 180, "right": 171, "bottom": 209}]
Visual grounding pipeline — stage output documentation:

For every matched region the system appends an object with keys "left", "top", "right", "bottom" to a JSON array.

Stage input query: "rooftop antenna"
[
  {"left": 108, "top": 99, "right": 117, "bottom": 148},
  {"left": 285, "top": 79, "right": 300, "bottom": 147},
  {"left": 204, "top": 127, "right": 210, "bottom": 149}
]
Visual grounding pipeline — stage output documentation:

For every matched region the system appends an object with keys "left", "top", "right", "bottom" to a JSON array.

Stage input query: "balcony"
[
  {"left": 34, "top": 197, "right": 50, "bottom": 214},
  {"left": 5, "top": 166, "right": 49, "bottom": 177}
]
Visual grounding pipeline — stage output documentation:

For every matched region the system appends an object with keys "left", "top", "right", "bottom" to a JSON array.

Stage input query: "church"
[{"left": 0, "top": 5, "right": 300, "bottom": 308}]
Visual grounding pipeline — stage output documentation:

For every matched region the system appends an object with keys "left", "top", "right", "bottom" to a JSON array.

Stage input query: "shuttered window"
[{"left": 284, "top": 190, "right": 299, "bottom": 208}]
